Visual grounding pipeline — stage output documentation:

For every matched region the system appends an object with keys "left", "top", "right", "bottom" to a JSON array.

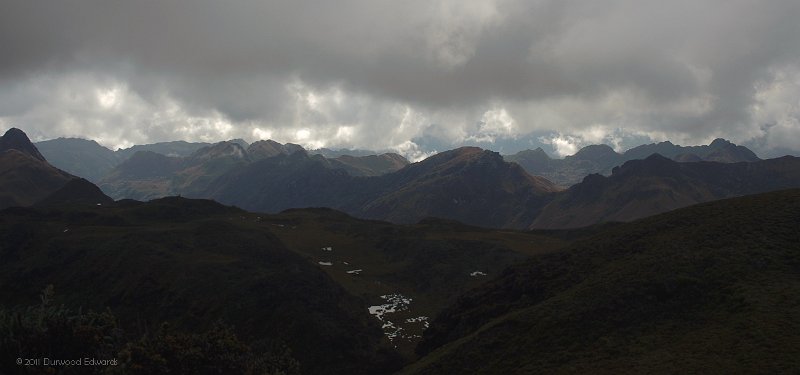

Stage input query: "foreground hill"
[
  {"left": 0, "top": 193, "right": 576, "bottom": 370},
  {"left": 505, "top": 138, "right": 760, "bottom": 187},
  {"left": 0, "top": 128, "right": 74, "bottom": 209},
  {"left": 532, "top": 154, "right": 800, "bottom": 229},
  {"left": 0, "top": 197, "right": 402, "bottom": 374},
  {"left": 408, "top": 189, "right": 800, "bottom": 374},
  {"left": 35, "top": 177, "right": 114, "bottom": 206}
]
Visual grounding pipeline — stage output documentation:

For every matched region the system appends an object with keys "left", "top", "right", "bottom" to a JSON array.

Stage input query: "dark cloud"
[{"left": 1, "top": 0, "right": 799, "bottom": 158}]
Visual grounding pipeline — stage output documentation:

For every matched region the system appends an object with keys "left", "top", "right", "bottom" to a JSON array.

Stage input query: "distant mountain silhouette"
[
  {"left": 624, "top": 138, "right": 760, "bottom": 162},
  {"left": 532, "top": 154, "right": 800, "bottom": 229},
  {"left": 98, "top": 151, "right": 182, "bottom": 200},
  {"left": 115, "top": 140, "right": 219, "bottom": 159},
  {"left": 36, "top": 138, "right": 120, "bottom": 182},
  {"left": 37, "top": 138, "right": 253, "bottom": 182},
  {"left": 505, "top": 138, "right": 761, "bottom": 186},
  {"left": 38, "top": 137, "right": 404, "bottom": 183},
  {"left": 102, "top": 141, "right": 410, "bottom": 200},
  {"left": 99, "top": 141, "right": 253, "bottom": 201}
]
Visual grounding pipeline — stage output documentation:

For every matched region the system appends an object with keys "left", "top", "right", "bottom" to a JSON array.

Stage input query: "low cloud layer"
[{"left": 1, "top": 0, "right": 799, "bottom": 159}]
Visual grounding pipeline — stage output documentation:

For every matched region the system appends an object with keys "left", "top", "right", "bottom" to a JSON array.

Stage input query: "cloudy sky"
[{"left": 1, "top": 0, "right": 799, "bottom": 159}]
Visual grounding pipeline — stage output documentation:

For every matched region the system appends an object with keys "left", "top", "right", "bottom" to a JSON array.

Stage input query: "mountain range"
[
  {"left": 531, "top": 153, "right": 800, "bottom": 228},
  {"left": 504, "top": 138, "right": 761, "bottom": 187},
  {"left": 35, "top": 137, "right": 407, "bottom": 183},
  {"left": 203, "top": 146, "right": 559, "bottom": 229},
  {"left": 7, "top": 128, "right": 800, "bottom": 230}
]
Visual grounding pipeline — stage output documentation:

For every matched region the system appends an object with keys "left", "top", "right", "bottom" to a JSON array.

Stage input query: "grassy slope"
[
  {"left": 407, "top": 189, "right": 800, "bottom": 374},
  {"left": 0, "top": 150, "right": 73, "bottom": 209},
  {"left": 0, "top": 198, "right": 399, "bottom": 374}
]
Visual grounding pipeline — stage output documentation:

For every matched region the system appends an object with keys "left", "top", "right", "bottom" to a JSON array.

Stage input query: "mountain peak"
[
  {"left": 419, "top": 147, "right": 489, "bottom": 167},
  {"left": 1, "top": 128, "right": 46, "bottom": 162},
  {"left": 248, "top": 140, "right": 306, "bottom": 160},
  {"left": 709, "top": 138, "right": 732, "bottom": 147},
  {"left": 570, "top": 144, "right": 620, "bottom": 162},
  {"left": 528, "top": 147, "right": 551, "bottom": 157},
  {"left": 611, "top": 153, "right": 677, "bottom": 177},
  {"left": 191, "top": 141, "right": 249, "bottom": 162},
  {"left": 644, "top": 152, "right": 672, "bottom": 162},
  {"left": 451, "top": 146, "right": 485, "bottom": 155}
]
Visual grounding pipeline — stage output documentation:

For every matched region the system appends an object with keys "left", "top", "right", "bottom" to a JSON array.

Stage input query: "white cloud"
[
  {"left": 750, "top": 66, "right": 800, "bottom": 151},
  {"left": 390, "top": 140, "right": 436, "bottom": 162},
  {"left": 539, "top": 134, "right": 581, "bottom": 157},
  {"left": 465, "top": 107, "right": 517, "bottom": 143},
  {"left": 2, "top": 0, "right": 800, "bottom": 158},
  {"left": 424, "top": 0, "right": 503, "bottom": 68}
]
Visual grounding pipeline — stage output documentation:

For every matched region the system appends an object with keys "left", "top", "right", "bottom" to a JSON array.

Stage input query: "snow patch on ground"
[
  {"left": 368, "top": 294, "right": 411, "bottom": 320},
  {"left": 368, "top": 294, "right": 423, "bottom": 342},
  {"left": 321, "top": 246, "right": 333, "bottom": 251},
  {"left": 318, "top": 261, "right": 333, "bottom": 266},
  {"left": 346, "top": 269, "right": 362, "bottom": 275},
  {"left": 470, "top": 271, "right": 488, "bottom": 277},
  {"left": 405, "top": 316, "right": 430, "bottom": 329}
]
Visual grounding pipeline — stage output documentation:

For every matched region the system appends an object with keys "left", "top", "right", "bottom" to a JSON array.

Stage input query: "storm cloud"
[{"left": 1, "top": 0, "right": 799, "bottom": 158}]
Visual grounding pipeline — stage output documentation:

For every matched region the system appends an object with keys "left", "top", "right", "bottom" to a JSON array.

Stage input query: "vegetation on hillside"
[
  {"left": 408, "top": 189, "right": 800, "bottom": 374},
  {"left": 0, "top": 286, "right": 298, "bottom": 375}
]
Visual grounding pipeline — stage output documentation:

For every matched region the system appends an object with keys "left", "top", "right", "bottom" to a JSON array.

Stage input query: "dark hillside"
[
  {"left": 0, "top": 198, "right": 401, "bottom": 374},
  {"left": 410, "top": 189, "right": 800, "bottom": 374}
]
